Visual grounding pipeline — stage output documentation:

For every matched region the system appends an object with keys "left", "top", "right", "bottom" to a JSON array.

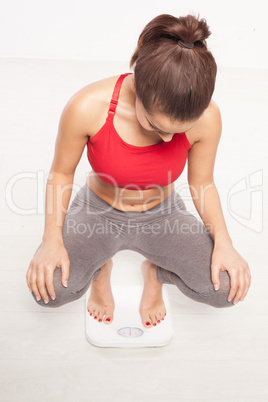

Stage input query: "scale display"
[{"left": 118, "top": 326, "right": 143, "bottom": 338}]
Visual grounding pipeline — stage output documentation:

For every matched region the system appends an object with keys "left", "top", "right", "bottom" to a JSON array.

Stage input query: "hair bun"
[
  {"left": 130, "top": 13, "right": 217, "bottom": 122},
  {"left": 140, "top": 14, "right": 211, "bottom": 48}
]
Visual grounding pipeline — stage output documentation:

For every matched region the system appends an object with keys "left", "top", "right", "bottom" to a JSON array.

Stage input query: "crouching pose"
[{"left": 26, "top": 14, "right": 251, "bottom": 328}]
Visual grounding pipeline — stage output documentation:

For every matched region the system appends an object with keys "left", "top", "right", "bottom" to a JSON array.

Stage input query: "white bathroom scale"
[{"left": 85, "top": 284, "right": 174, "bottom": 348}]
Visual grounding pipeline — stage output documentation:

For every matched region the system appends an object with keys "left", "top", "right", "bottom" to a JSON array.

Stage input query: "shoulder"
[
  {"left": 186, "top": 101, "right": 222, "bottom": 183},
  {"left": 62, "top": 75, "right": 121, "bottom": 136},
  {"left": 187, "top": 100, "right": 222, "bottom": 146}
]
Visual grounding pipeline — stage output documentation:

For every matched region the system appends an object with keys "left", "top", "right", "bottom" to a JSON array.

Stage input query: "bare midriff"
[{"left": 86, "top": 171, "right": 174, "bottom": 212}]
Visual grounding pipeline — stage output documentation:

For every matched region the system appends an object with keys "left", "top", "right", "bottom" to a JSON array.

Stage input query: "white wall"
[{"left": 1, "top": 0, "right": 267, "bottom": 69}]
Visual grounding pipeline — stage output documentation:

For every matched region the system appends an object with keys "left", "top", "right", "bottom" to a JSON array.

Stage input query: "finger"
[
  {"left": 233, "top": 275, "right": 245, "bottom": 304},
  {"left": 211, "top": 265, "right": 220, "bottom": 291},
  {"left": 61, "top": 259, "right": 70, "bottom": 288},
  {"left": 36, "top": 268, "right": 49, "bottom": 304},
  {"left": 30, "top": 269, "right": 41, "bottom": 301},
  {"left": 45, "top": 266, "right": 56, "bottom": 300},
  {"left": 227, "top": 273, "right": 239, "bottom": 302},
  {"left": 240, "top": 276, "right": 251, "bottom": 301}
]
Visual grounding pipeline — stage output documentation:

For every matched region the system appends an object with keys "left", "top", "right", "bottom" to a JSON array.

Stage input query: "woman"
[{"left": 26, "top": 14, "right": 251, "bottom": 328}]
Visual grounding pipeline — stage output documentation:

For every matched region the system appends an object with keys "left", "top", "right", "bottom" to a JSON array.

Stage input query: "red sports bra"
[{"left": 87, "top": 73, "right": 192, "bottom": 190}]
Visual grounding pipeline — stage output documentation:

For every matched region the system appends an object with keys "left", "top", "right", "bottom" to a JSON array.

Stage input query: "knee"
[
  {"left": 209, "top": 292, "right": 235, "bottom": 308},
  {"left": 30, "top": 270, "right": 86, "bottom": 308},
  {"left": 31, "top": 290, "right": 69, "bottom": 308},
  {"left": 202, "top": 271, "right": 236, "bottom": 309}
]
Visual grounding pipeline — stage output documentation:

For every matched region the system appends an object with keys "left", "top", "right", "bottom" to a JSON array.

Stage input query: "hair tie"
[{"left": 177, "top": 40, "right": 194, "bottom": 49}]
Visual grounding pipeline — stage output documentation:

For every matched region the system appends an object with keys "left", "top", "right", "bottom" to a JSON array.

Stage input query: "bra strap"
[{"left": 108, "top": 73, "right": 132, "bottom": 115}]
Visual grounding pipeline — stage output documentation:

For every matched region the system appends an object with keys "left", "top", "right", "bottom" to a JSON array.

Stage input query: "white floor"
[{"left": 0, "top": 58, "right": 268, "bottom": 402}]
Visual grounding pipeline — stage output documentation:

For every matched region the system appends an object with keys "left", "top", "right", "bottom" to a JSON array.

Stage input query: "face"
[{"left": 132, "top": 79, "right": 198, "bottom": 142}]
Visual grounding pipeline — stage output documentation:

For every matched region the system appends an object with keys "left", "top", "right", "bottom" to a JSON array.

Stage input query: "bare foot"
[
  {"left": 139, "top": 259, "right": 167, "bottom": 328},
  {"left": 87, "top": 259, "right": 115, "bottom": 325}
]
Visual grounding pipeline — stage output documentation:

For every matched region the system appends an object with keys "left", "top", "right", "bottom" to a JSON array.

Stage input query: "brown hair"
[{"left": 130, "top": 14, "right": 217, "bottom": 122}]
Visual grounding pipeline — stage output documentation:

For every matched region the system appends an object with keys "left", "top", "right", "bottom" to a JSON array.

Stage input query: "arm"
[
  {"left": 42, "top": 97, "right": 89, "bottom": 243},
  {"left": 187, "top": 102, "right": 251, "bottom": 304},
  {"left": 26, "top": 93, "right": 91, "bottom": 302},
  {"left": 187, "top": 102, "right": 231, "bottom": 246}
]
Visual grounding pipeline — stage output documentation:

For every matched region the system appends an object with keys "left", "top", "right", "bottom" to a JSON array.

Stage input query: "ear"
[{"left": 131, "top": 76, "right": 136, "bottom": 94}]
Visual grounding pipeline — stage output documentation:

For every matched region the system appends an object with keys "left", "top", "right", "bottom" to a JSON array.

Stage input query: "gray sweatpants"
[{"left": 33, "top": 183, "right": 233, "bottom": 309}]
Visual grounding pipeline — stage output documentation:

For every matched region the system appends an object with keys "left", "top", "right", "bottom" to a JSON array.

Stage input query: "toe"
[
  {"left": 150, "top": 313, "right": 158, "bottom": 326},
  {"left": 160, "top": 306, "right": 166, "bottom": 316},
  {"left": 142, "top": 315, "right": 152, "bottom": 328},
  {"left": 88, "top": 304, "right": 114, "bottom": 324},
  {"left": 155, "top": 314, "right": 161, "bottom": 324},
  {"left": 93, "top": 310, "right": 99, "bottom": 320},
  {"left": 97, "top": 309, "right": 104, "bottom": 322},
  {"left": 151, "top": 317, "right": 157, "bottom": 326},
  {"left": 88, "top": 305, "right": 96, "bottom": 318},
  {"left": 159, "top": 311, "right": 165, "bottom": 321},
  {"left": 103, "top": 311, "right": 113, "bottom": 325},
  {"left": 99, "top": 309, "right": 107, "bottom": 323}
]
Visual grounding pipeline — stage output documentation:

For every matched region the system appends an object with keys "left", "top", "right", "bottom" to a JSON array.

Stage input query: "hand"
[
  {"left": 26, "top": 239, "right": 70, "bottom": 303},
  {"left": 211, "top": 242, "right": 251, "bottom": 304}
]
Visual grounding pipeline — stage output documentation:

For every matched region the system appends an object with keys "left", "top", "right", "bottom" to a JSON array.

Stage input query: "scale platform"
[{"left": 85, "top": 284, "right": 174, "bottom": 348}]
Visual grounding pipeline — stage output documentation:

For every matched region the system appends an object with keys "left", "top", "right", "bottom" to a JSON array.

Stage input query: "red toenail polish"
[
  {"left": 90, "top": 313, "right": 92, "bottom": 316},
  {"left": 94, "top": 316, "right": 97, "bottom": 319},
  {"left": 98, "top": 319, "right": 102, "bottom": 322},
  {"left": 106, "top": 318, "right": 110, "bottom": 321},
  {"left": 157, "top": 320, "right": 160, "bottom": 323},
  {"left": 153, "top": 323, "right": 156, "bottom": 326},
  {"left": 146, "top": 322, "right": 151, "bottom": 325}
]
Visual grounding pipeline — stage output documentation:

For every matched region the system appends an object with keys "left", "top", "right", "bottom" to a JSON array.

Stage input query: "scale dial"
[{"left": 117, "top": 326, "right": 144, "bottom": 338}]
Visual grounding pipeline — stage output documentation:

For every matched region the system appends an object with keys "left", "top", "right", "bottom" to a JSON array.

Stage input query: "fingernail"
[
  {"left": 44, "top": 300, "right": 49, "bottom": 304},
  {"left": 51, "top": 296, "right": 56, "bottom": 300},
  {"left": 36, "top": 296, "right": 40, "bottom": 301},
  {"left": 64, "top": 281, "right": 68, "bottom": 288},
  {"left": 214, "top": 284, "right": 219, "bottom": 291},
  {"left": 227, "top": 299, "right": 232, "bottom": 302},
  {"left": 234, "top": 301, "right": 239, "bottom": 305}
]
